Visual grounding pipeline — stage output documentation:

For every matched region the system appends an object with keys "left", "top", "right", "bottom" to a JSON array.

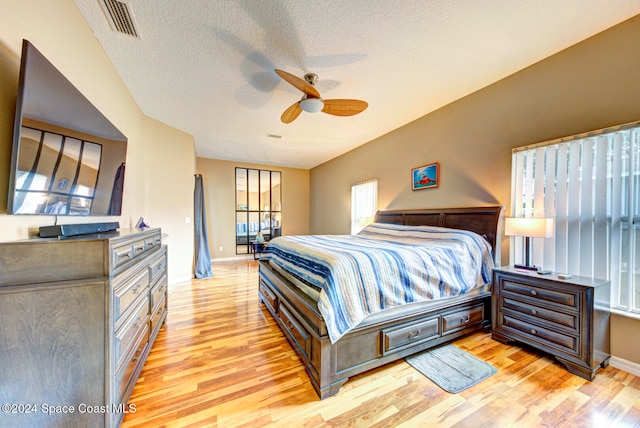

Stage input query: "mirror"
[{"left": 235, "top": 168, "right": 282, "bottom": 254}]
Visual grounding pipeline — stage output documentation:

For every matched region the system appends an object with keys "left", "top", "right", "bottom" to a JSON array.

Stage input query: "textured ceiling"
[{"left": 73, "top": 0, "right": 640, "bottom": 169}]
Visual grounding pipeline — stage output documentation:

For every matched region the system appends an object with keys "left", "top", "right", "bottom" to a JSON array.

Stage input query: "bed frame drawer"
[
  {"left": 279, "top": 303, "right": 311, "bottom": 360},
  {"left": 442, "top": 304, "right": 485, "bottom": 334},
  {"left": 382, "top": 317, "right": 439, "bottom": 354},
  {"left": 259, "top": 280, "right": 278, "bottom": 312}
]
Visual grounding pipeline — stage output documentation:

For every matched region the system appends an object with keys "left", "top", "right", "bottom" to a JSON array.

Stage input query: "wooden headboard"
[{"left": 374, "top": 205, "right": 505, "bottom": 262}]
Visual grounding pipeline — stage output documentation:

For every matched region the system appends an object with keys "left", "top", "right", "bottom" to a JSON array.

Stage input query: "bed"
[{"left": 258, "top": 205, "right": 504, "bottom": 399}]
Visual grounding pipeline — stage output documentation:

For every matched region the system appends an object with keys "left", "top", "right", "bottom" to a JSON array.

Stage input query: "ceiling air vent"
[{"left": 100, "top": 0, "right": 140, "bottom": 38}]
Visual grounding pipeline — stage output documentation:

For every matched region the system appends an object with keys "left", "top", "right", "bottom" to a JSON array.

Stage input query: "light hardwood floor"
[{"left": 122, "top": 260, "right": 640, "bottom": 427}]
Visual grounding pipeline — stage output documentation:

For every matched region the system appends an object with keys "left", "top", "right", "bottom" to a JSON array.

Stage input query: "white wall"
[{"left": 0, "top": 0, "right": 195, "bottom": 284}]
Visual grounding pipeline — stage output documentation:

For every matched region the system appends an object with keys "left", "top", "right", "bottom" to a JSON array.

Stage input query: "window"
[
  {"left": 235, "top": 168, "right": 281, "bottom": 254},
  {"left": 511, "top": 122, "right": 640, "bottom": 315},
  {"left": 351, "top": 180, "right": 378, "bottom": 234}
]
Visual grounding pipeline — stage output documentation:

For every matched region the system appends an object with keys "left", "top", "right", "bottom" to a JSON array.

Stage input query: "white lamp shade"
[
  {"left": 504, "top": 217, "right": 554, "bottom": 238},
  {"left": 300, "top": 97, "right": 324, "bottom": 113}
]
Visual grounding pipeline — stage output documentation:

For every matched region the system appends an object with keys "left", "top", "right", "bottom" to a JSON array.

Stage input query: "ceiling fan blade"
[
  {"left": 281, "top": 101, "right": 303, "bottom": 123},
  {"left": 275, "top": 69, "right": 321, "bottom": 98},
  {"left": 322, "top": 99, "right": 368, "bottom": 116}
]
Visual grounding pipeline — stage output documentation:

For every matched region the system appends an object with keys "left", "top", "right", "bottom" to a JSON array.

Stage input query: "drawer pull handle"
[
  {"left": 134, "top": 315, "right": 144, "bottom": 328},
  {"left": 131, "top": 348, "right": 143, "bottom": 363},
  {"left": 530, "top": 329, "right": 537, "bottom": 335},
  {"left": 135, "top": 245, "right": 145, "bottom": 252},
  {"left": 121, "top": 252, "right": 131, "bottom": 259},
  {"left": 408, "top": 329, "right": 422, "bottom": 340},
  {"left": 530, "top": 290, "right": 538, "bottom": 296},
  {"left": 530, "top": 309, "right": 537, "bottom": 315},
  {"left": 461, "top": 315, "right": 471, "bottom": 324}
]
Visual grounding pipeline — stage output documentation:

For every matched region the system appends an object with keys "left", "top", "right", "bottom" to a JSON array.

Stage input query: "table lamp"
[{"left": 504, "top": 217, "right": 554, "bottom": 271}]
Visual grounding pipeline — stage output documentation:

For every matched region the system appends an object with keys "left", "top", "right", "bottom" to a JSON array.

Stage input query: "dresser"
[
  {"left": 0, "top": 228, "right": 167, "bottom": 427},
  {"left": 491, "top": 266, "right": 610, "bottom": 380}
]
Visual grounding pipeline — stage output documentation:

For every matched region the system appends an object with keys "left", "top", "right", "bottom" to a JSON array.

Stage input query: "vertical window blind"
[
  {"left": 351, "top": 180, "right": 378, "bottom": 234},
  {"left": 512, "top": 122, "right": 640, "bottom": 315}
]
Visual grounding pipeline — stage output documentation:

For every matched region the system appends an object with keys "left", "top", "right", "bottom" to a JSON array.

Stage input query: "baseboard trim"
[
  {"left": 169, "top": 274, "right": 194, "bottom": 286},
  {"left": 212, "top": 255, "right": 255, "bottom": 262},
  {"left": 610, "top": 356, "right": 640, "bottom": 377}
]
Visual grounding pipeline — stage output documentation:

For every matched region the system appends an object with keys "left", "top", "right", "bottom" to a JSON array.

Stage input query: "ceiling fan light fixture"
[{"left": 300, "top": 97, "right": 324, "bottom": 113}]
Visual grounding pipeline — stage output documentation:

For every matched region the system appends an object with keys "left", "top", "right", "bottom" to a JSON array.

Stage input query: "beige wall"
[
  {"left": 0, "top": 0, "right": 196, "bottom": 283},
  {"left": 310, "top": 15, "right": 640, "bottom": 365},
  {"left": 196, "top": 158, "right": 309, "bottom": 259}
]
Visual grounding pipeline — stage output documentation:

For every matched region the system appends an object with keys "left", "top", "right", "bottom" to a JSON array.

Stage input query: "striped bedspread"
[{"left": 262, "top": 223, "right": 494, "bottom": 343}]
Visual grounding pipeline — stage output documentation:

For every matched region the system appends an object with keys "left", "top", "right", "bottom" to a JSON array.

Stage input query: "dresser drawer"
[
  {"left": 112, "top": 242, "right": 135, "bottom": 270},
  {"left": 502, "top": 279, "right": 578, "bottom": 310},
  {"left": 382, "top": 316, "right": 439, "bottom": 354},
  {"left": 501, "top": 314, "right": 579, "bottom": 355},
  {"left": 149, "top": 248, "right": 167, "bottom": 284},
  {"left": 150, "top": 274, "right": 168, "bottom": 312},
  {"left": 150, "top": 294, "right": 167, "bottom": 338},
  {"left": 443, "top": 304, "right": 485, "bottom": 334},
  {"left": 144, "top": 233, "right": 162, "bottom": 253},
  {"left": 111, "top": 229, "right": 162, "bottom": 272},
  {"left": 279, "top": 303, "right": 311, "bottom": 360},
  {"left": 114, "top": 323, "right": 149, "bottom": 404},
  {"left": 115, "top": 297, "right": 150, "bottom": 371},
  {"left": 502, "top": 296, "right": 578, "bottom": 331},
  {"left": 114, "top": 267, "right": 150, "bottom": 326}
]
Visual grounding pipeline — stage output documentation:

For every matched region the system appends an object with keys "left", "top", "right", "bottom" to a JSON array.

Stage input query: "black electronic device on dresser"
[{"left": 491, "top": 266, "right": 610, "bottom": 380}]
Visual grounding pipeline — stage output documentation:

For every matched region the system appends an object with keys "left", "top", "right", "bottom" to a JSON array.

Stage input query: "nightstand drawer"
[
  {"left": 501, "top": 314, "right": 579, "bottom": 354},
  {"left": 502, "top": 279, "right": 578, "bottom": 310},
  {"left": 502, "top": 297, "right": 578, "bottom": 331}
]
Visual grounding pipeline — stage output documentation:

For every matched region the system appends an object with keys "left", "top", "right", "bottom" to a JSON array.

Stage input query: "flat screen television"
[{"left": 7, "top": 40, "right": 127, "bottom": 216}]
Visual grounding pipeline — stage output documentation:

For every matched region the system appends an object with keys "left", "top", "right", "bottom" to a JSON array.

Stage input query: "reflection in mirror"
[
  {"left": 13, "top": 127, "right": 102, "bottom": 215},
  {"left": 271, "top": 171, "right": 281, "bottom": 211},
  {"left": 236, "top": 168, "right": 247, "bottom": 210},
  {"left": 272, "top": 212, "right": 281, "bottom": 238},
  {"left": 260, "top": 170, "right": 270, "bottom": 211},
  {"left": 235, "top": 167, "right": 282, "bottom": 254},
  {"left": 78, "top": 142, "right": 102, "bottom": 198},
  {"left": 248, "top": 169, "right": 259, "bottom": 210},
  {"left": 236, "top": 211, "right": 248, "bottom": 254}
]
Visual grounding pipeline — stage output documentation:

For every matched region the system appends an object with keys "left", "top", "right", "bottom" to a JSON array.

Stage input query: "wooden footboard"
[{"left": 258, "top": 260, "right": 492, "bottom": 399}]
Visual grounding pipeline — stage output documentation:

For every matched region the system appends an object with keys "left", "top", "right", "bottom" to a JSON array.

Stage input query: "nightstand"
[{"left": 491, "top": 266, "right": 610, "bottom": 380}]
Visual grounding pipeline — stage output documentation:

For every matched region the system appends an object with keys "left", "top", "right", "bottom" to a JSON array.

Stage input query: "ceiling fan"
[{"left": 275, "top": 69, "right": 368, "bottom": 124}]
